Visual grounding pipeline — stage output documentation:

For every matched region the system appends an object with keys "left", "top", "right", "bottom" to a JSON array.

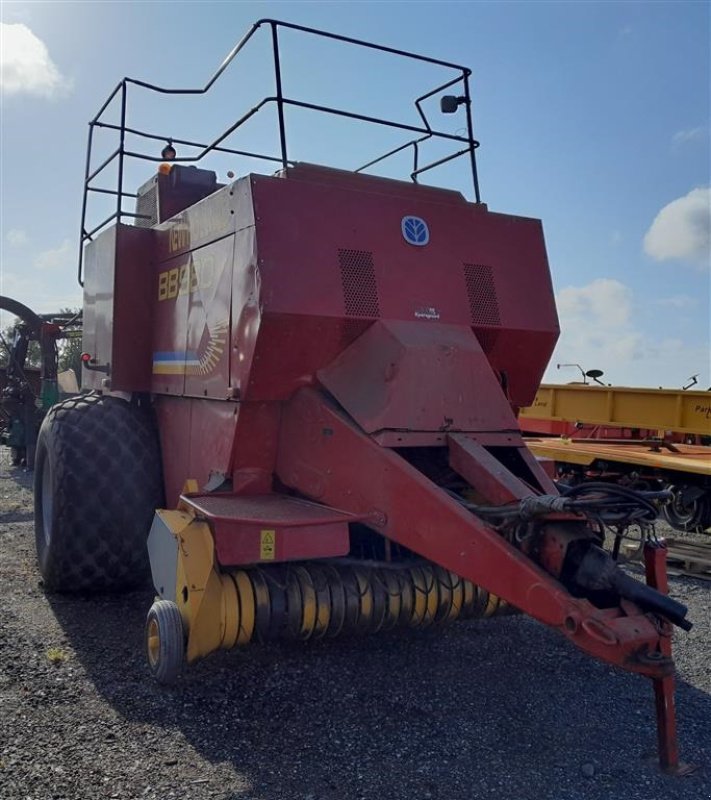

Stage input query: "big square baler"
[{"left": 32, "top": 20, "right": 692, "bottom": 771}]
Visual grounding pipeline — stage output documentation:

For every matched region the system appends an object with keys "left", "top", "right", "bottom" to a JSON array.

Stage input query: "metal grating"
[
  {"left": 135, "top": 179, "right": 158, "bottom": 228},
  {"left": 338, "top": 249, "right": 380, "bottom": 317},
  {"left": 463, "top": 263, "right": 500, "bottom": 326}
]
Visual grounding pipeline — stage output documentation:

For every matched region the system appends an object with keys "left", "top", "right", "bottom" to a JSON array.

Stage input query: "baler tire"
[
  {"left": 34, "top": 392, "right": 163, "bottom": 593},
  {"left": 145, "top": 600, "right": 185, "bottom": 685}
]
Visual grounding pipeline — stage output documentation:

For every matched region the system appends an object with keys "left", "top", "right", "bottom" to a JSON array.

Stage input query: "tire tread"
[{"left": 34, "top": 393, "right": 163, "bottom": 592}]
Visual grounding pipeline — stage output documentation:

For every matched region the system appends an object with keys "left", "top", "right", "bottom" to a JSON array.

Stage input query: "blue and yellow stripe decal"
[
  {"left": 152, "top": 319, "right": 229, "bottom": 376},
  {"left": 152, "top": 351, "right": 200, "bottom": 375}
]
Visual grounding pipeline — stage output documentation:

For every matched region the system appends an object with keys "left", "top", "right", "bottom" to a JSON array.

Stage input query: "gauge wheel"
[{"left": 146, "top": 600, "right": 185, "bottom": 685}]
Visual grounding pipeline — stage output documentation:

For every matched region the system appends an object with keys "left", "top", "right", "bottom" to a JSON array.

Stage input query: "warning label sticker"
[{"left": 260, "top": 529, "right": 276, "bottom": 560}]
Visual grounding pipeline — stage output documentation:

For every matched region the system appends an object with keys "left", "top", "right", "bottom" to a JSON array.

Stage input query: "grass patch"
[{"left": 45, "top": 647, "right": 68, "bottom": 665}]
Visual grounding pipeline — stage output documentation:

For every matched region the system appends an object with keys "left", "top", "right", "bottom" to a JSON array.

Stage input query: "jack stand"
[{"left": 643, "top": 541, "right": 697, "bottom": 776}]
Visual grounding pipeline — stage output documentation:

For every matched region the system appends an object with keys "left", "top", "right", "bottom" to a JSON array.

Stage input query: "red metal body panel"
[
  {"left": 155, "top": 397, "right": 282, "bottom": 508},
  {"left": 151, "top": 232, "right": 235, "bottom": 399},
  {"left": 276, "top": 387, "right": 669, "bottom": 678},
  {"left": 82, "top": 224, "right": 153, "bottom": 391},
  {"left": 148, "top": 180, "right": 248, "bottom": 399},
  {"left": 229, "top": 225, "right": 260, "bottom": 400},
  {"left": 154, "top": 396, "right": 238, "bottom": 506},
  {"left": 245, "top": 166, "right": 558, "bottom": 407},
  {"left": 181, "top": 493, "right": 356, "bottom": 565},
  {"left": 228, "top": 402, "right": 281, "bottom": 496},
  {"left": 318, "top": 320, "right": 518, "bottom": 436}
]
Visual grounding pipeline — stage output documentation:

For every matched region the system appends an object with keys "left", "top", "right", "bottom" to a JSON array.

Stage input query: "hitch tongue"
[
  {"left": 642, "top": 541, "right": 698, "bottom": 775},
  {"left": 574, "top": 540, "right": 696, "bottom": 773},
  {"left": 571, "top": 544, "right": 692, "bottom": 631}
]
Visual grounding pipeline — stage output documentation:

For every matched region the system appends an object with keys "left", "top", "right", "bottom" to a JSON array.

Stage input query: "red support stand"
[{"left": 643, "top": 541, "right": 696, "bottom": 776}]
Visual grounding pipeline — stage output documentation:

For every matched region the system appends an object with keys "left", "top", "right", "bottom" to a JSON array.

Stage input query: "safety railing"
[{"left": 78, "top": 19, "right": 482, "bottom": 284}]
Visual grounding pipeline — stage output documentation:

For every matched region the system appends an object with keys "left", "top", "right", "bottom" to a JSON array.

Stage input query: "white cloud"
[
  {"left": 0, "top": 271, "right": 81, "bottom": 330},
  {"left": 34, "top": 239, "right": 73, "bottom": 270},
  {"left": 546, "top": 278, "right": 708, "bottom": 388},
  {"left": 557, "top": 278, "right": 634, "bottom": 331},
  {"left": 653, "top": 294, "right": 698, "bottom": 310},
  {"left": 0, "top": 23, "right": 71, "bottom": 98},
  {"left": 6, "top": 229, "right": 29, "bottom": 247},
  {"left": 643, "top": 187, "right": 711, "bottom": 268},
  {"left": 672, "top": 127, "right": 707, "bottom": 150}
]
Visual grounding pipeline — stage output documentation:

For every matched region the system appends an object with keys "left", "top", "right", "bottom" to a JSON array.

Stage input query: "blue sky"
[{"left": 1, "top": 0, "right": 709, "bottom": 389}]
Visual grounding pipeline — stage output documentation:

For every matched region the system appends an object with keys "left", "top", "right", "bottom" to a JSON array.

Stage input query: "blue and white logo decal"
[{"left": 401, "top": 215, "right": 430, "bottom": 246}]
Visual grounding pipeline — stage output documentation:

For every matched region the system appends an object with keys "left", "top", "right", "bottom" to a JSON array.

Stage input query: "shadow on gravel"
[
  {"left": 48, "top": 586, "right": 711, "bottom": 800},
  {"left": 0, "top": 511, "right": 35, "bottom": 523}
]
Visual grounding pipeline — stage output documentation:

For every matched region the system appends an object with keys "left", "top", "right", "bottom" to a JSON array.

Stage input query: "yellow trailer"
[
  {"left": 520, "top": 385, "right": 711, "bottom": 532},
  {"left": 519, "top": 384, "right": 711, "bottom": 438}
]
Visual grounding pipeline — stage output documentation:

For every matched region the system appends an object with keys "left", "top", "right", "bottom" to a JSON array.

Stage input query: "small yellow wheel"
[{"left": 145, "top": 600, "right": 185, "bottom": 685}]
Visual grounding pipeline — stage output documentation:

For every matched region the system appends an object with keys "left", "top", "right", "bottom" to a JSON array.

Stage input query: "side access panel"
[
  {"left": 82, "top": 224, "right": 154, "bottom": 392},
  {"left": 150, "top": 178, "right": 254, "bottom": 399},
  {"left": 150, "top": 236, "right": 235, "bottom": 399}
]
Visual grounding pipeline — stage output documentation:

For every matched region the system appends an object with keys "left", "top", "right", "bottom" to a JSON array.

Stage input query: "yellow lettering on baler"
[
  {"left": 169, "top": 226, "right": 190, "bottom": 254},
  {"left": 157, "top": 260, "right": 212, "bottom": 302},
  {"left": 166, "top": 268, "right": 179, "bottom": 298},
  {"left": 157, "top": 271, "right": 169, "bottom": 301}
]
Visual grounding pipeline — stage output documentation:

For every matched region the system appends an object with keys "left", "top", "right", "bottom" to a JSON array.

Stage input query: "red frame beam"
[{"left": 277, "top": 388, "right": 670, "bottom": 679}]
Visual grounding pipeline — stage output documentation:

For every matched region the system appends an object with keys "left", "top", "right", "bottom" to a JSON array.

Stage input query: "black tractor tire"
[
  {"left": 145, "top": 600, "right": 185, "bottom": 685},
  {"left": 661, "top": 485, "right": 711, "bottom": 533},
  {"left": 34, "top": 393, "right": 164, "bottom": 592}
]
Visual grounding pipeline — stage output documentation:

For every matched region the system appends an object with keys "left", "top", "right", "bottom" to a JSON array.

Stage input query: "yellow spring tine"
[
  {"left": 220, "top": 573, "right": 239, "bottom": 650},
  {"left": 234, "top": 570, "right": 255, "bottom": 644},
  {"left": 307, "top": 564, "right": 332, "bottom": 640},
  {"left": 353, "top": 567, "right": 374, "bottom": 634},
  {"left": 408, "top": 566, "right": 428, "bottom": 628},
  {"left": 447, "top": 570, "right": 463, "bottom": 622},
  {"left": 294, "top": 565, "right": 318, "bottom": 641}
]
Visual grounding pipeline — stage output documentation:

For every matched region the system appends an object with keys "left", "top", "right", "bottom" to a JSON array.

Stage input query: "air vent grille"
[
  {"left": 135, "top": 180, "right": 158, "bottom": 229},
  {"left": 338, "top": 249, "right": 380, "bottom": 317},
  {"left": 463, "top": 263, "right": 500, "bottom": 326}
]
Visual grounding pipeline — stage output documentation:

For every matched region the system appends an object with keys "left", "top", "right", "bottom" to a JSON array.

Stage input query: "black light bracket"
[{"left": 440, "top": 95, "right": 469, "bottom": 113}]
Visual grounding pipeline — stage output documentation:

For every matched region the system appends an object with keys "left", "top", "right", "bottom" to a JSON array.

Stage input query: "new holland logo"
[{"left": 401, "top": 215, "right": 429, "bottom": 246}]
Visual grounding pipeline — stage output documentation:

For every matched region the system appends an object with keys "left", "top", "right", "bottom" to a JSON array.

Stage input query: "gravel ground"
[{"left": 1, "top": 454, "right": 709, "bottom": 800}]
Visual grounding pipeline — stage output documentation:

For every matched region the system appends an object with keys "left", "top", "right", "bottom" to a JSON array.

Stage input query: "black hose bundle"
[
  {"left": 559, "top": 482, "right": 668, "bottom": 527},
  {"left": 453, "top": 483, "right": 671, "bottom": 529}
]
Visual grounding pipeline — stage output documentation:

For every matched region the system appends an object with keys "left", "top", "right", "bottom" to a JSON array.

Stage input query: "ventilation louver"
[
  {"left": 338, "top": 249, "right": 380, "bottom": 318},
  {"left": 463, "top": 264, "right": 500, "bottom": 326}
]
